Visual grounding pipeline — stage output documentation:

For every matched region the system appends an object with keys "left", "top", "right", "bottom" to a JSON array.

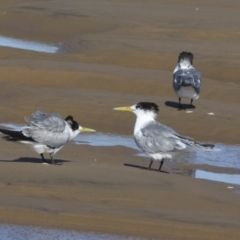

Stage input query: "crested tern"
[
  {"left": 0, "top": 111, "right": 95, "bottom": 164},
  {"left": 173, "top": 52, "right": 202, "bottom": 108},
  {"left": 114, "top": 102, "right": 215, "bottom": 171}
]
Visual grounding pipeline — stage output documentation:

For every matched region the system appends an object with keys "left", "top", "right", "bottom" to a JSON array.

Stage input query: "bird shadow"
[
  {"left": 124, "top": 163, "right": 169, "bottom": 174},
  {"left": 0, "top": 157, "right": 70, "bottom": 165},
  {"left": 165, "top": 101, "right": 195, "bottom": 110}
]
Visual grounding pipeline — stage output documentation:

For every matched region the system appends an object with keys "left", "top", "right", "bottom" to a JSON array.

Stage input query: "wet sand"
[{"left": 0, "top": 0, "right": 240, "bottom": 239}]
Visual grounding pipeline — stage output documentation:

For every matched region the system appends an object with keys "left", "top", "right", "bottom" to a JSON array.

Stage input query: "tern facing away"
[
  {"left": 173, "top": 52, "right": 202, "bottom": 108},
  {"left": 0, "top": 111, "right": 95, "bottom": 164},
  {"left": 114, "top": 102, "right": 215, "bottom": 172}
]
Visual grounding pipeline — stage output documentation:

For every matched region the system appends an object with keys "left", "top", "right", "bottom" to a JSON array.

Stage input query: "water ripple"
[{"left": 0, "top": 224, "right": 147, "bottom": 240}]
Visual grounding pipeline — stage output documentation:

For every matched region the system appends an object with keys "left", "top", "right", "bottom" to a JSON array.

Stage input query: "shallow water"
[
  {"left": 75, "top": 133, "right": 240, "bottom": 169},
  {"left": 176, "top": 144, "right": 240, "bottom": 169},
  {"left": 0, "top": 35, "right": 59, "bottom": 53},
  {"left": 194, "top": 170, "right": 240, "bottom": 185},
  {"left": 1, "top": 123, "right": 240, "bottom": 184},
  {"left": 0, "top": 123, "right": 23, "bottom": 131},
  {"left": 75, "top": 132, "right": 139, "bottom": 150},
  {"left": 0, "top": 224, "right": 146, "bottom": 240}
]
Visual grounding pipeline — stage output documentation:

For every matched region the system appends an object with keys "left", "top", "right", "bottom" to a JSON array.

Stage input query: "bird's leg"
[
  {"left": 190, "top": 99, "right": 193, "bottom": 106},
  {"left": 148, "top": 159, "right": 154, "bottom": 170},
  {"left": 178, "top": 98, "right": 182, "bottom": 109},
  {"left": 159, "top": 159, "right": 164, "bottom": 171},
  {"left": 40, "top": 153, "right": 48, "bottom": 164},
  {"left": 49, "top": 153, "right": 54, "bottom": 164}
]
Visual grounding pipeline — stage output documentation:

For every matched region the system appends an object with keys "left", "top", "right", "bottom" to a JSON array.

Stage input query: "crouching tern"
[
  {"left": 173, "top": 51, "right": 202, "bottom": 108},
  {"left": 114, "top": 102, "right": 215, "bottom": 172},
  {"left": 0, "top": 111, "right": 95, "bottom": 164}
]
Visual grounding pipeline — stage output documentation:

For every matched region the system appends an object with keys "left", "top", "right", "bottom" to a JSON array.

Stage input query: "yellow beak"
[
  {"left": 113, "top": 106, "right": 133, "bottom": 112},
  {"left": 80, "top": 127, "right": 96, "bottom": 133}
]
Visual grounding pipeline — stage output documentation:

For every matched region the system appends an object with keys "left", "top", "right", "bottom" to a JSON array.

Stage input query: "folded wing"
[
  {"left": 173, "top": 68, "right": 202, "bottom": 93},
  {"left": 22, "top": 111, "right": 69, "bottom": 148},
  {"left": 135, "top": 122, "right": 214, "bottom": 154},
  {"left": 135, "top": 122, "right": 186, "bottom": 154}
]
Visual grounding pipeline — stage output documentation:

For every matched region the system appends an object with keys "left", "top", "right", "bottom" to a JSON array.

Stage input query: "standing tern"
[
  {"left": 0, "top": 111, "right": 95, "bottom": 164},
  {"left": 114, "top": 102, "right": 215, "bottom": 172},
  {"left": 173, "top": 52, "right": 202, "bottom": 108}
]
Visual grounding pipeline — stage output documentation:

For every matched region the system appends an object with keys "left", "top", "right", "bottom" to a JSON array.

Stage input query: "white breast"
[{"left": 176, "top": 86, "right": 199, "bottom": 99}]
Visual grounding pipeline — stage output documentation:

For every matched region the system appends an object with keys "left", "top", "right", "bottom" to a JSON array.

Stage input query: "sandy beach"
[{"left": 0, "top": 0, "right": 240, "bottom": 239}]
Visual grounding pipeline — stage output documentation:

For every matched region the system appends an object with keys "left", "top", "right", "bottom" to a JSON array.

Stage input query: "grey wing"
[
  {"left": 32, "top": 110, "right": 49, "bottom": 119},
  {"left": 25, "top": 111, "right": 65, "bottom": 132},
  {"left": 134, "top": 122, "right": 189, "bottom": 154},
  {"left": 173, "top": 68, "right": 202, "bottom": 93},
  {"left": 22, "top": 111, "right": 69, "bottom": 148}
]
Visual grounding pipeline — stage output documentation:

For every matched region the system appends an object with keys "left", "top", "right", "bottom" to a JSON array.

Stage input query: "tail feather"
[{"left": 177, "top": 134, "right": 216, "bottom": 151}]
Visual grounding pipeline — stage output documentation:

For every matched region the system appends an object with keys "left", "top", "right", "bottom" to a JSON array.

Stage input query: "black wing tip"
[
  {"left": 178, "top": 51, "right": 194, "bottom": 64},
  {"left": 0, "top": 128, "right": 35, "bottom": 142},
  {"left": 201, "top": 143, "right": 215, "bottom": 149}
]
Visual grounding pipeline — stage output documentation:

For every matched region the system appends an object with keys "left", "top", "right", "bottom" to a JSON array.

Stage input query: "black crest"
[
  {"left": 136, "top": 102, "right": 159, "bottom": 113},
  {"left": 178, "top": 51, "right": 194, "bottom": 64},
  {"left": 65, "top": 115, "right": 79, "bottom": 131}
]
